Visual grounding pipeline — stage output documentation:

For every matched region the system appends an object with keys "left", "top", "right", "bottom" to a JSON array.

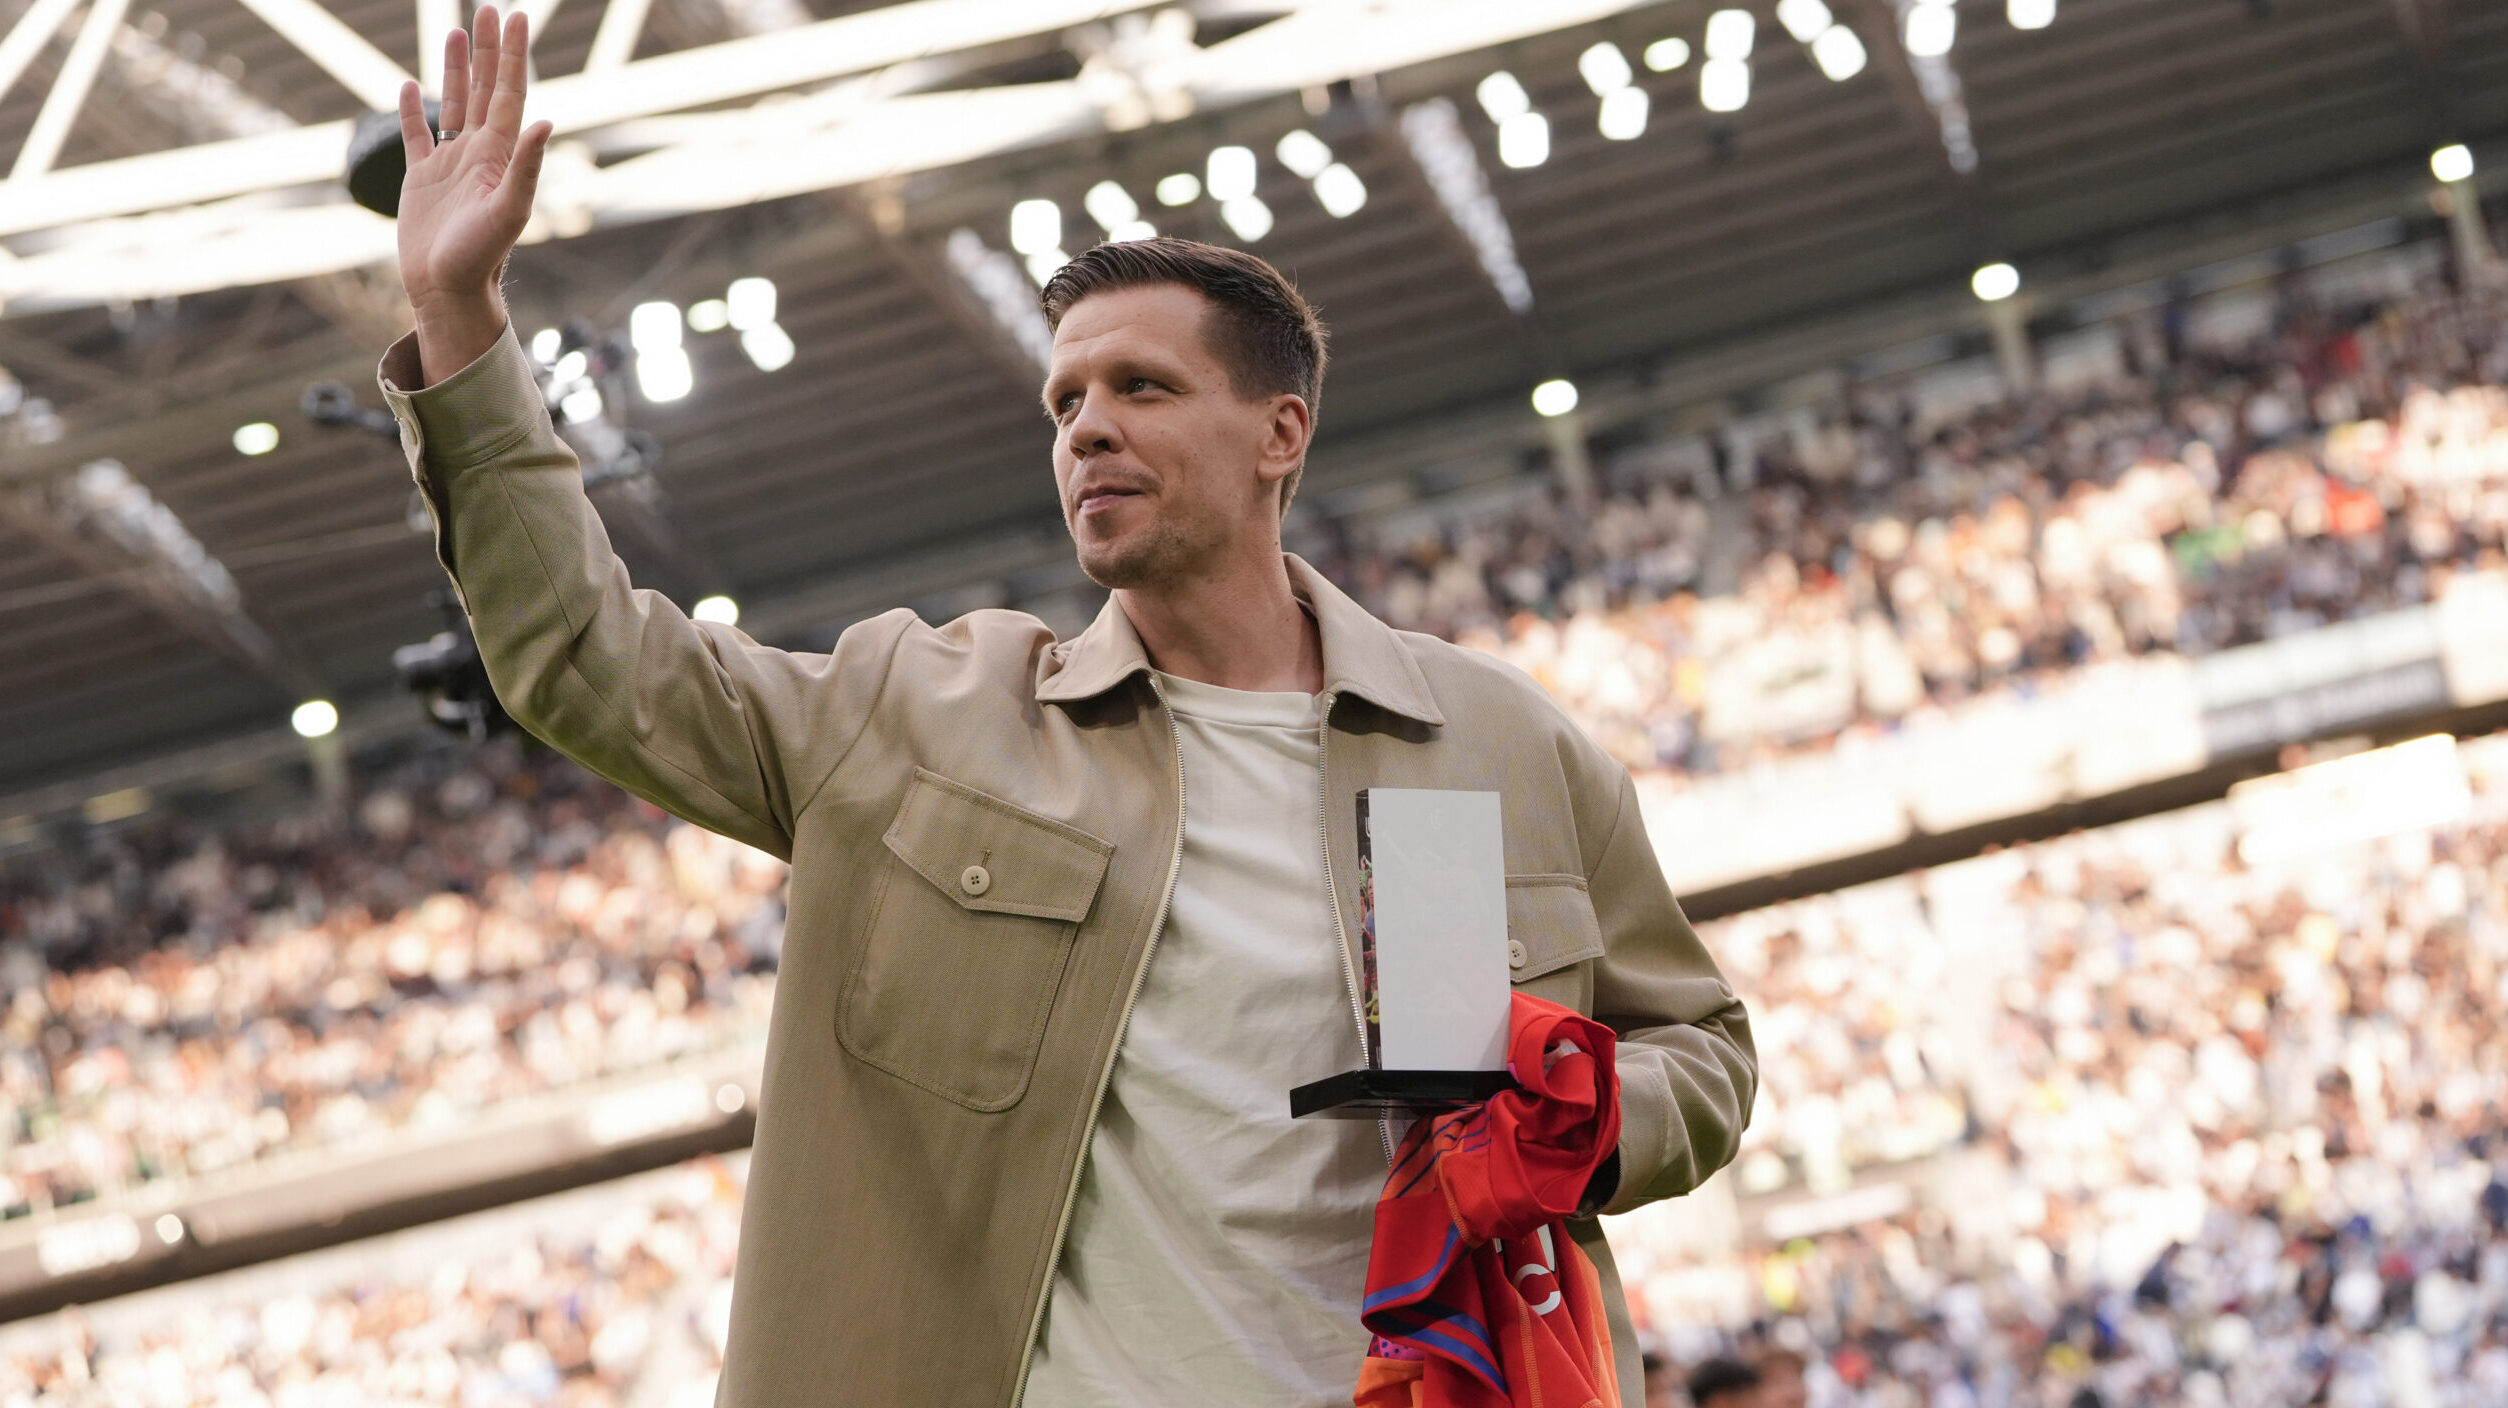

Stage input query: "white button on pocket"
[
  {"left": 960, "top": 864, "right": 992, "bottom": 897},
  {"left": 1507, "top": 938, "right": 1529, "bottom": 969}
]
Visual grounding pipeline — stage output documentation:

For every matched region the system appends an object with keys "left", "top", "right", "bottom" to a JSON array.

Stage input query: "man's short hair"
[
  {"left": 1687, "top": 1357, "right": 1763, "bottom": 1408},
  {"left": 1039, "top": 237, "right": 1329, "bottom": 507}
]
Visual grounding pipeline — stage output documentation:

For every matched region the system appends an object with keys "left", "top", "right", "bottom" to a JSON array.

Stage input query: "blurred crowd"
[
  {"left": 1312, "top": 272, "right": 2508, "bottom": 774},
  {"left": 0, "top": 1155, "right": 745, "bottom": 1408},
  {"left": 9, "top": 248, "right": 2508, "bottom": 1408},
  {"left": 0, "top": 744, "right": 784, "bottom": 1216},
  {"left": 1613, "top": 736, "right": 2508, "bottom": 1407}
]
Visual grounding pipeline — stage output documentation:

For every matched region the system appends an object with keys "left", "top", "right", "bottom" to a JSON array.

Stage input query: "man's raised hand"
[{"left": 395, "top": 5, "right": 554, "bottom": 383}]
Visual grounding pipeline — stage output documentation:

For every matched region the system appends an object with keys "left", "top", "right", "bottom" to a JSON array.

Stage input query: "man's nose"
[{"left": 1066, "top": 389, "right": 1121, "bottom": 455}]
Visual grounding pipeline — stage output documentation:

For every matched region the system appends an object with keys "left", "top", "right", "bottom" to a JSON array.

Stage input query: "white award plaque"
[{"left": 1290, "top": 787, "right": 1514, "bottom": 1117}]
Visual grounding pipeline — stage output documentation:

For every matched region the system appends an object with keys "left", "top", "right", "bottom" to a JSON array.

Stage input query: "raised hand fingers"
[
  {"left": 397, "top": 80, "right": 435, "bottom": 162},
  {"left": 497, "top": 118, "right": 554, "bottom": 221},
  {"left": 439, "top": 25, "right": 470, "bottom": 135},
  {"left": 486, "top": 9, "right": 532, "bottom": 139},
  {"left": 468, "top": 6, "right": 501, "bottom": 140}
]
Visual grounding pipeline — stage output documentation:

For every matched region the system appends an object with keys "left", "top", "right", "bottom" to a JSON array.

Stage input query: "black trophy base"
[{"left": 1289, "top": 1068, "right": 1519, "bottom": 1119}]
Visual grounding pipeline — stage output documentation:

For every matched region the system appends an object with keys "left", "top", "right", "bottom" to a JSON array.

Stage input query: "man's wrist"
[{"left": 411, "top": 289, "right": 510, "bottom": 389}]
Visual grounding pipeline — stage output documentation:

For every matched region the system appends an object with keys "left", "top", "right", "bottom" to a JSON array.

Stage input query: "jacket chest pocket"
[
  {"left": 837, "top": 769, "right": 1114, "bottom": 1112},
  {"left": 1506, "top": 875, "right": 1606, "bottom": 1012}
]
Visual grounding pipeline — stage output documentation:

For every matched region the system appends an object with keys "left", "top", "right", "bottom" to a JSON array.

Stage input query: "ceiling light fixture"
[
  {"left": 1700, "top": 58, "right": 1750, "bottom": 113},
  {"left": 1704, "top": 10, "right": 1756, "bottom": 61},
  {"left": 1598, "top": 87, "right": 1649, "bottom": 140},
  {"left": 1578, "top": 42, "right": 1633, "bottom": 96},
  {"left": 1476, "top": 71, "right": 1532, "bottom": 124},
  {"left": 1643, "top": 37, "right": 1690, "bottom": 71},
  {"left": 1275, "top": 129, "right": 1332, "bottom": 179},
  {"left": 1810, "top": 25, "right": 1867, "bottom": 80}
]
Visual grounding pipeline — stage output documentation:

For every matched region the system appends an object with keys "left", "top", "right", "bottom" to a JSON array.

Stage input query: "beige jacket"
[{"left": 379, "top": 325, "right": 1755, "bottom": 1407}]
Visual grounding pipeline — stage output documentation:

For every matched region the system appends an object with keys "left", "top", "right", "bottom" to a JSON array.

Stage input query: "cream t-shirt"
[{"left": 1021, "top": 671, "right": 1383, "bottom": 1406}]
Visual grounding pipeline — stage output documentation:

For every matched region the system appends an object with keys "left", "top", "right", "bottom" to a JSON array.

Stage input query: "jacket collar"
[{"left": 1034, "top": 553, "right": 1446, "bottom": 726}]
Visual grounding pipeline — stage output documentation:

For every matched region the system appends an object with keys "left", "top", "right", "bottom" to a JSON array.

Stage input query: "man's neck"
[{"left": 1116, "top": 549, "right": 1324, "bottom": 695}]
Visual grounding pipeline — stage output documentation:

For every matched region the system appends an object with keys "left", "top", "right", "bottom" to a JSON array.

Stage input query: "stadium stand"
[
  {"left": 1607, "top": 732, "right": 2508, "bottom": 1406},
  {"left": 0, "top": 744, "right": 780, "bottom": 1220},
  {"left": 0, "top": 1152, "right": 748, "bottom": 1407},
  {"left": 1313, "top": 260, "right": 2508, "bottom": 777}
]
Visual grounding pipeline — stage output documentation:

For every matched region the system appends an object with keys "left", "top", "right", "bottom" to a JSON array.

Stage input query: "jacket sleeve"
[
  {"left": 378, "top": 325, "right": 910, "bottom": 861},
  {"left": 1583, "top": 770, "right": 1757, "bottom": 1215}
]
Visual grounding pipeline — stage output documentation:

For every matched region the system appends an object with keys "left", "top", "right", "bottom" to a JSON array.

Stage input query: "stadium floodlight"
[
  {"left": 688, "top": 299, "right": 730, "bottom": 332},
  {"left": 1776, "top": 0, "right": 1833, "bottom": 43},
  {"left": 290, "top": 699, "right": 338, "bottom": 739},
  {"left": 530, "top": 327, "right": 563, "bottom": 363},
  {"left": 1475, "top": 70, "right": 1532, "bottom": 124},
  {"left": 1578, "top": 41, "right": 1633, "bottom": 96},
  {"left": 1598, "top": 87, "right": 1649, "bottom": 140},
  {"left": 153, "top": 1214, "right": 184, "bottom": 1245},
  {"left": 1009, "top": 198, "right": 1062, "bottom": 256},
  {"left": 1704, "top": 10, "right": 1756, "bottom": 61},
  {"left": 1084, "top": 179, "right": 1141, "bottom": 231},
  {"left": 1154, "top": 171, "right": 1201, "bottom": 206},
  {"left": 1904, "top": 1, "right": 1956, "bottom": 58},
  {"left": 630, "top": 301, "right": 683, "bottom": 353},
  {"left": 1810, "top": 25, "right": 1867, "bottom": 80},
  {"left": 1971, "top": 261, "right": 2020, "bottom": 302},
  {"left": 1313, "top": 162, "right": 1367, "bottom": 217},
  {"left": 562, "top": 385, "right": 604, "bottom": 424},
  {"left": 1530, "top": 378, "right": 1579, "bottom": 417},
  {"left": 1206, "top": 145, "right": 1259, "bottom": 201},
  {"left": 1275, "top": 129, "right": 1333, "bottom": 179},
  {"left": 1108, "top": 219, "right": 1158, "bottom": 241},
  {"left": 692, "top": 595, "right": 741, "bottom": 625},
  {"left": 552, "top": 349, "right": 589, "bottom": 385},
  {"left": 740, "top": 323, "right": 796, "bottom": 371},
  {"left": 232, "top": 421, "right": 279, "bottom": 456},
  {"left": 1218, "top": 194, "right": 1273, "bottom": 241},
  {"left": 636, "top": 347, "right": 694, "bottom": 402},
  {"left": 2007, "top": 0, "right": 2056, "bottom": 30},
  {"left": 1497, "top": 111, "right": 1549, "bottom": 169},
  {"left": 1700, "top": 58, "right": 1750, "bottom": 113},
  {"left": 726, "top": 277, "right": 776, "bottom": 332},
  {"left": 1643, "top": 37, "right": 1690, "bottom": 71},
  {"left": 2432, "top": 144, "right": 2475, "bottom": 184}
]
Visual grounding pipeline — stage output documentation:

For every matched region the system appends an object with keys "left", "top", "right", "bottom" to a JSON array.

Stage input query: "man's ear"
[{"left": 1255, "top": 393, "right": 1313, "bottom": 492}]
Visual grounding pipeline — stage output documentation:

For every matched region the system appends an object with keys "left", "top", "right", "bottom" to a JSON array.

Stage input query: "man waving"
[{"left": 383, "top": 10, "right": 1755, "bottom": 1405}]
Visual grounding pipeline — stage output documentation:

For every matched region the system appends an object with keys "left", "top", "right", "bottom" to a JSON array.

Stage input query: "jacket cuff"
[
  {"left": 1601, "top": 1052, "right": 1672, "bottom": 1216},
  {"left": 376, "top": 324, "right": 562, "bottom": 589},
  {"left": 377, "top": 323, "right": 558, "bottom": 477}
]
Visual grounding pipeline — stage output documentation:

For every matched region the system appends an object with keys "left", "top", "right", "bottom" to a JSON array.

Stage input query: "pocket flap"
[
  {"left": 883, "top": 769, "right": 1114, "bottom": 923},
  {"left": 1506, "top": 875, "right": 1606, "bottom": 980}
]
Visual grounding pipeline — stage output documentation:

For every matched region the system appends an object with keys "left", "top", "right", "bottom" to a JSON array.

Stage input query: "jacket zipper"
[
  {"left": 1315, "top": 690, "right": 1396, "bottom": 1165},
  {"left": 1009, "top": 676, "right": 1190, "bottom": 1407}
]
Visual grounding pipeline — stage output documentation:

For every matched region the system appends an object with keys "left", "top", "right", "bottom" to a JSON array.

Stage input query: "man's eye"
[{"left": 1127, "top": 377, "right": 1156, "bottom": 393}]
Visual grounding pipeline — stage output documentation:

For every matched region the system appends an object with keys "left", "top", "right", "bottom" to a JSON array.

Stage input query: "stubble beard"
[{"left": 1072, "top": 501, "right": 1228, "bottom": 591}]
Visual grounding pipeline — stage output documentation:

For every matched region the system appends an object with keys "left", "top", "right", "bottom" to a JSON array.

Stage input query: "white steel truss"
[{"left": 0, "top": 0, "right": 1654, "bottom": 316}]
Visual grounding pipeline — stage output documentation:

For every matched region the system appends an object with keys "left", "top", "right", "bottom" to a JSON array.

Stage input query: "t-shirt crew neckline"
[{"left": 1152, "top": 670, "right": 1319, "bottom": 728}]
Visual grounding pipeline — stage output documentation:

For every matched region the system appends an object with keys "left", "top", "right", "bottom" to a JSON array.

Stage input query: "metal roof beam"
[
  {"left": 0, "top": 0, "right": 78, "bottom": 109},
  {"left": 0, "top": 0, "right": 1666, "bottom": 306},
  {"left": 7, "top": 0, "right": 131, "bottom": 181},
  {"left": 230, "top": 0, "right": 417, "bottom": 111}
]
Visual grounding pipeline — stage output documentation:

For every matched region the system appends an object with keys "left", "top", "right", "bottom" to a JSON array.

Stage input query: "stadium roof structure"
[{"left": 0, "top": 0, "right": 2503, "bottom": 805}]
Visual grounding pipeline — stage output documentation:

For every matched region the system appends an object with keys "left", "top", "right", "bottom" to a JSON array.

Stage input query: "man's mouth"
[{"left": 1076, "top": 486, "right": 1141, "bottom": 516}]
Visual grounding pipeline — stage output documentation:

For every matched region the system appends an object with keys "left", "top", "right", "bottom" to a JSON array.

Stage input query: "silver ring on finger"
[{"left": 438, "top": 128, "right": 461, "bottom": 140}]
